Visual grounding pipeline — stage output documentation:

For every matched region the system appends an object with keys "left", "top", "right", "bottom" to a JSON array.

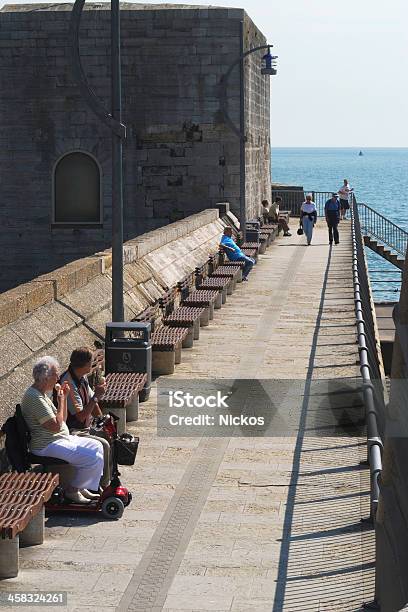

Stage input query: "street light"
[
  {"left": 70, "top": 0, "right": 126, "bottom": 322},
  {"left": 261, "top": 47, "right": 278, "bottom": 76},
  {"left": 220, "top": 22, "right": 278, "bottom": 241}
]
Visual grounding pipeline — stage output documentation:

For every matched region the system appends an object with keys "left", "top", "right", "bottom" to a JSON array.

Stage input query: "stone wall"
[
  {"left": 0, "top": 3, "right": 271, "bottom": 291},
  {"left": 0, "top": 207, "right": 236, "bottom": 424}
]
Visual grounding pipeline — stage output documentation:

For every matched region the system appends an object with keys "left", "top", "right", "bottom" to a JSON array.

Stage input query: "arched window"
[{"left": 54, "top": 152, "right": 101, "bottom": 224}]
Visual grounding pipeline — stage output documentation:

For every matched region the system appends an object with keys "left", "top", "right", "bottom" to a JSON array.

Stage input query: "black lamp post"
[
  {"left": 70, "top": 0, "right": 126, "bottom": 322},
  {"left": 221, "top": 22, "right": 277, "bottom": 241}
]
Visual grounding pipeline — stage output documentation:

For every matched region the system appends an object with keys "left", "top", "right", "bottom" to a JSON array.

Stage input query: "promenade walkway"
[{"left": 1, "top": 223, "right": 375, "bottom": 612}]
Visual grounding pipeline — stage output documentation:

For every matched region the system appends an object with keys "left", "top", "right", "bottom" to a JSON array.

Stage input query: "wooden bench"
[
  {"left": 240, "top": 242, "right": 259, "bottom": 261},
  {"left": 176, "top": 274, "right": 219, "bottom": 316},
  {"left": 217, "top": 249, "right": 247, "bottom": 271},
  {"left": 134, "top": 304, "right": 189, "bottom": 375},
  {"left": 159, "top": 287, "right": 207, "bottom": 336},
  {"left": 99, "top": 372, "right": 147, "bottom": 432},
  {"left": 260, "top": 223, "right": 279, "bottom": 243},
  {"left": 208, "top": 255, "right": 243, "bottom": 286},
  {"left": 0, "top": 472, "right": 59, "bottom": 579},
  {"left": 195, "top": 263, "right": 231, "bottom": 302}
]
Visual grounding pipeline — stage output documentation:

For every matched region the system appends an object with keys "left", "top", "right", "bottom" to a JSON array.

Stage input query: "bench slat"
[{"left": 0, "top": 473, "right": 58, "bottom": 539}]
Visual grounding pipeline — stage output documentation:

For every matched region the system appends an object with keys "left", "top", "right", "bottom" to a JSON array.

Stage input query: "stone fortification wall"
[
  {"left": 0, "top": 208, "right": 231, "bottom": 424},
  {"left": 0, "top": 3, "right": 270, "bottom": 291},
  {"left": 244, "top": 14, "right": 271, "bottom": 215}
]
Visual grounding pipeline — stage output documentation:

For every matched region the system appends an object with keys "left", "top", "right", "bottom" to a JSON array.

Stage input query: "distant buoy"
[{"left": 359, "top": 150, "right": 363, "bottom": 156}]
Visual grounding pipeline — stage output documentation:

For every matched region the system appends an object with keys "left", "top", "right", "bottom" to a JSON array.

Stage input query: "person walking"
[
  {"left": 300, "top": 194, "right": 317, "bottom": 245},
  {"left": 338, "top": 178, "right": 353, "bottom": 220},
  {"left": 325, "top": 193, "right": 341, "bottom": 245}
]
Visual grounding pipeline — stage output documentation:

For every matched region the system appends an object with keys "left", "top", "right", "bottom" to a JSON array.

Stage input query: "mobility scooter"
[{"left": 4, "top": 407, "right": 138, "bottom": 520}]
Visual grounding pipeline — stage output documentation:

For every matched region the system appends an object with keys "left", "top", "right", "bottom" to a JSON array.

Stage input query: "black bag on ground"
[{"left": 115, "top": 434, "right": 139, "bottom": 466}]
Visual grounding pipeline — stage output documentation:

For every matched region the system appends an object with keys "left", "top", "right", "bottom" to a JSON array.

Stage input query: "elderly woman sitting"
[{"left": 21, "top": 356, "right": 104, "bottom": 504}]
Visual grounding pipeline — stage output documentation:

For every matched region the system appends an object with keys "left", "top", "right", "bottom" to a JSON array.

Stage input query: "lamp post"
[
  {"left": 220, "top": 22, "right": 277, "bottom": 241},
  {"left": 70, "top": 0, "right": 126, "bottom": 322}
]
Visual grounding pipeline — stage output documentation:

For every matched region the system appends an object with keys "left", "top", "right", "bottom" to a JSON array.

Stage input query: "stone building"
[{"left": 0, "top": 3, "right": 271, "bottom": 291}]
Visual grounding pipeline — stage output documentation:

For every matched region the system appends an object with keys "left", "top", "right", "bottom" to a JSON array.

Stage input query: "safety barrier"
[{"left": 351, "top": 198, "right": 385, "bottom": 519}]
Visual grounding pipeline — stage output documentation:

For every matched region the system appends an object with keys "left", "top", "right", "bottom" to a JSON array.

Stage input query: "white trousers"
[{"left": 35, "top": 435, "right": 104, "bottom": 491}]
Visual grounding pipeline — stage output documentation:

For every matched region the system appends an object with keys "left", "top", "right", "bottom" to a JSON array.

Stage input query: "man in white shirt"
[{"left": 338, "top": 179, "right": 353, "bottom": 220}]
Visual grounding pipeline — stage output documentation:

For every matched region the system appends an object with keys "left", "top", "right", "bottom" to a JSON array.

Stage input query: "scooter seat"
[{"left": 28, "top": 453, "right": 68, "bottom": 466}]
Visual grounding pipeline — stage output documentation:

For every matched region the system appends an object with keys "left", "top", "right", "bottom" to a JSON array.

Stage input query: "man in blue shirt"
[
  {"left": 324, "top": 193, "right": 341, "bottom": 245},
  {"left": 220, "top": 227, "right": 255, "bottom": 281}
]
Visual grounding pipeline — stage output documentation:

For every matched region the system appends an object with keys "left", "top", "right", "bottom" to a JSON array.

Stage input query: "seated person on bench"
[
  {"left": 21, "top": 356, "right": 104, "bottom": 504},
  {"left": 59, "top": 347, "right": 112, "bottom": 490},
  {"left": 220, "top": 226, "right": 255, "bottom": 281},
  {"left": 265, "top": 197, "right": 291, "bottom": 236}
]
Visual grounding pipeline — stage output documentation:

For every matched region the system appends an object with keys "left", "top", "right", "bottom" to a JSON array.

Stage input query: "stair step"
[{"left": 363, "top": 234, "right": 404, "bottom": 269}]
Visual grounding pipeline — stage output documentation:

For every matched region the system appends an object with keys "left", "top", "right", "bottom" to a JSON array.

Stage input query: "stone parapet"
[
  {"left": 0, "top": 281, "right": 54, "bottom": 328},
  {"left": 0, "top": 209, "right": 220, "bottom": 331}
]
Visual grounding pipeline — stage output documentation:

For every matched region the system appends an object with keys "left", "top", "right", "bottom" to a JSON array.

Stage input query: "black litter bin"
[
  {"left": 105, "top": 322, "right": 152, "bottom": 401},
  {"left": 246, "top": 219, "right": 260, "bottom": 243}
]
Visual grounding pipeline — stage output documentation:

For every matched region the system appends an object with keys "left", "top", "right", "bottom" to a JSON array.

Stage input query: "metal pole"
[
  {"left": 239, "top": 20, "right": 246, "bottom": 241},
  {"left": 111, "top": 0, "right": 124, "bottom": 322}
]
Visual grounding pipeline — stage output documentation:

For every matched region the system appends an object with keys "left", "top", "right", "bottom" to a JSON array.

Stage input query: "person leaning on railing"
[
  {"left": 20, "top": 356, "right": 104, "bottom": 505},
  {"left": 338, "top": 179, "right": 353, "bottom": 220}
]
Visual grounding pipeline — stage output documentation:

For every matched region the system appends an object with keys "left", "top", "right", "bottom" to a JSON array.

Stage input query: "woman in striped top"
[{"left": 21, "top": 356, "right": 104, "bottom": 504}]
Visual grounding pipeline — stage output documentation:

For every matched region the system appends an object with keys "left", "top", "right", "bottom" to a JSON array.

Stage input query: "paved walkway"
[{"left": 0, "top": 222, "right": 374, "bottom": 611}]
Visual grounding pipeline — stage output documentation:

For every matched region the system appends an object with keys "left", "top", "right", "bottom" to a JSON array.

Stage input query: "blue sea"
[{"left": 271, "top": 147, "right": 408, "bottom": 302}]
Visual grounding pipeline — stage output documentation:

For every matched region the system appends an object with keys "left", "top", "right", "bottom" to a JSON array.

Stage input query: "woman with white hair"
[
  {"left": 20, "top": 356, "right": 104, "bottom": 504},
  {"left": 300, "top": 194, "right": 317, "bottom": 245}
]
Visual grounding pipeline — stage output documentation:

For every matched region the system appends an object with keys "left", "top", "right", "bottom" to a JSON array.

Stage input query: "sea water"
[{"left": 271, "top": 147, "right": 408, "bottom": 302}]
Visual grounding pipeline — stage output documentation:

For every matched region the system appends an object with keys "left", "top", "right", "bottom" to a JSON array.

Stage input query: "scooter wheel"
[{"left": 101, "top": 496, "right": 125, "bottom": 520}]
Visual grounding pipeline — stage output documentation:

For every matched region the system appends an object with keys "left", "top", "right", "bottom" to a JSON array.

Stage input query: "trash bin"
[
  {"left": 246, "top": 219, "right": 260, "bottom": 243},
  {"left": 105, "top": 322, "right": 152, "bottom": 402}
]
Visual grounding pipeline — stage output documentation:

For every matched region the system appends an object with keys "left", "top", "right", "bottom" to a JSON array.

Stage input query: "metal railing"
[
  {"left": 351, "top": 198, "right": 385, "bottom": 520},
  {"left": 271, "top": 189, "right": 334, "bottom": 217},
  {"left": 358, "top": 202, "right": 408, "bottom": 257}
]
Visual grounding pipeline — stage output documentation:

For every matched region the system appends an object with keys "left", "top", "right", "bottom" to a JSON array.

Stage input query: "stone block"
[
  {"left": 182, "top": 326, "right": 194, "bottom": 349},
  {"left": 20, "top": 506, "right": 45, "bottom": 546},
  {"left": 152, "top": 350, "right": 175, "bottom": 375},
  {"left": 0, "top": 292, "right": 27, "bottom": 329},
  {"left": 0, "top": 536, "right": 19, "bottom": 579}
]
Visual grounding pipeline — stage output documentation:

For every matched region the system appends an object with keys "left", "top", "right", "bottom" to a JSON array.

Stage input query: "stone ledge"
[
  {"left": 0, "top": 281, "right": 54, "bottom": 328},
  {"left": 36, "top": 256, "right": 103, "bottom": 300},
  {"left": 0, "top": 209, "right": 220, "bottom": 329}
]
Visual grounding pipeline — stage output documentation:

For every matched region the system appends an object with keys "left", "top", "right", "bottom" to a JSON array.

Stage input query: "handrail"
[
  {"left": 351, "top": 197, "right": 385, "bottom": 521},
  {"left": 357, "top": 202, "right": 408, "bottom": 258},
  {"left": 358, "top": 202, "right": 408, "bottom": 234}
]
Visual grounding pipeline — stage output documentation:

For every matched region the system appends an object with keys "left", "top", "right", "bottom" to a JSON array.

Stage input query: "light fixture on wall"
[
  {"left": 261, "top": 47, "right": 278, "bottom": 76},
  {"left": 220, "top": 25, "right": 278, "bottom": 240}
]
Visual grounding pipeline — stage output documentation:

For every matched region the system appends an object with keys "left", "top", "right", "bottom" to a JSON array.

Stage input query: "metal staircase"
[{"left": 358, "top": 202, "right": 407, "bottom": 269}]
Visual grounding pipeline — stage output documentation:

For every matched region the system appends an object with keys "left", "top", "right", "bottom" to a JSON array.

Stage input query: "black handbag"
[
  {"left": 297, "top": 226, "right": 304, "bottom": 235},
  {"left": 115, "top": 434, "right": 139, "bottom": 466}
]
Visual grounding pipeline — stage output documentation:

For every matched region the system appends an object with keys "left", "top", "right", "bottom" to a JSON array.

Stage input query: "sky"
[{"left": 2, "top": 0, "right": 407, "bottom": 147}]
